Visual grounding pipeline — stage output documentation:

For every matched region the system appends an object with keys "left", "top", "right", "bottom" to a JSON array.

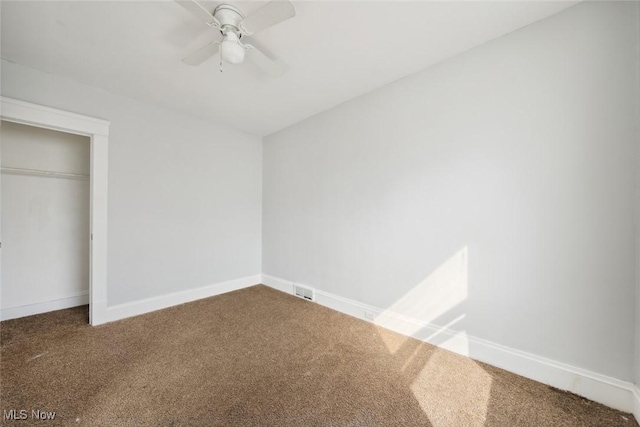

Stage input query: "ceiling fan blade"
[
  {"left": 245, "top": 45, "right": 286, "bottom": 78},
  {"left": 239, "top": 0, "right": 295, "bottom": 35},
  {"left": 176, "top": 0, "right": 220, "bottom": 27},
  {"left": 182, "top": 41, "right": 220, "bottom": 65}
]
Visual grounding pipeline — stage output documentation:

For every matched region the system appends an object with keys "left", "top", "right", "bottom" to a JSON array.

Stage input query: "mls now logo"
[{"left": 4, "top": 409, "right": 56, "bottom": 421}]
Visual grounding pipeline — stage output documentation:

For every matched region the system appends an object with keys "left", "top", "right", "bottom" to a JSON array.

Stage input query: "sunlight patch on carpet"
[{"left": 410, "top": 349, "right": 493, "bottom": 426}]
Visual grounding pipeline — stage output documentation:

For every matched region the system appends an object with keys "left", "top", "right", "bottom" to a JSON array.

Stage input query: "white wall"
[
  {"left": 1, "top": 59, "right": 263, "bottom": 306},
  {"left": 263, "top": 1, "right": 639, "bottom": 382},
  {"left": 1, "top": 121, "right": 90, "bottom": 310},
  {"left": 636, "top": 0, "right": 640, "bottom": 391}
]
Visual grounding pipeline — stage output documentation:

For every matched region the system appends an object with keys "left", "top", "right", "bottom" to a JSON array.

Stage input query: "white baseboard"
[
  {"left": 1, "top": 292, "right": 89, "bottom": 321},
  {"left": 261, "top": 274, "right": 294, "bottom": 294},
  {"left": 261, "top": 274, "right": 637, "bottom": 415},
  {"left": 105, "top": 275, "right": 261, "bottom": 323}
]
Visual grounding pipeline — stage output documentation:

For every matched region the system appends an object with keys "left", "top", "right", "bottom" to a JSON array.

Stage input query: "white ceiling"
[{"left": 1, "top": 1, "right": 578, "bottom": 136}]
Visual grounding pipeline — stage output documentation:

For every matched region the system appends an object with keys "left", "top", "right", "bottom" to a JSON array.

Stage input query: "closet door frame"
[{"left": 1, "top": 97, "right": 110, "bottom": 325}]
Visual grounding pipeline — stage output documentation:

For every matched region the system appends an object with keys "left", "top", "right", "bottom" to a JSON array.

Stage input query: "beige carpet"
[{"left": 0, "top": 285, "right": 635, "bottom": 426}]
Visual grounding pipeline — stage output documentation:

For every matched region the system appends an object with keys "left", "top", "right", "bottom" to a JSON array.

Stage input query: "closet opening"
[
  {"left": 1, "top": 121, "right": 90, "bottom": 321},
  {"left": 0, "top": 97, "right": 110, "bottom": 325}
]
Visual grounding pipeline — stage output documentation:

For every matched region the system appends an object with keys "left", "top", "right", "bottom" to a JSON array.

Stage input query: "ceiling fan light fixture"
[
  {"left": 220, "top": 32, "right": 245, "bottom": 64},
  {"left": 178, "top": 0, "right": 294, "bottom": 76}
]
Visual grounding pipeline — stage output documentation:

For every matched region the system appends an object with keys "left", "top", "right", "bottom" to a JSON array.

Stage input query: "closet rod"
[{"left": 0, "top": 167, "right": 89, "bottom": 181}]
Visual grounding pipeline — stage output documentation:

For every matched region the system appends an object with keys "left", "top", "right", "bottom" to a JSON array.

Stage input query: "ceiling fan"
[{"left": 176, "top": 0, "right": 295, "bottom": 77}]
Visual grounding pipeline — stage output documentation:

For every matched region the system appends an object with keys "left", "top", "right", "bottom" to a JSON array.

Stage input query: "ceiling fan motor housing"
[{"left": 214, "top": 4, "right": 244, "bottom": 36}]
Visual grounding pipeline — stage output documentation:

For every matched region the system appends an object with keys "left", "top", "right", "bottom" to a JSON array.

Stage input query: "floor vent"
[{"left": 294, "top": 284, "right": 314, "bottom": 301}]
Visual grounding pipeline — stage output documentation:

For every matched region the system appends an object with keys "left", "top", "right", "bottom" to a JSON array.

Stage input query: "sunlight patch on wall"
[{"left": 375, "top": 247, "right": 468, "bottom": 353}]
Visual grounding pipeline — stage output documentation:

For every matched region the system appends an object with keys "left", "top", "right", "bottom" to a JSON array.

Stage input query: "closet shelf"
[{"left": 0, "top": 167, "right": 89, "bottom": 181}]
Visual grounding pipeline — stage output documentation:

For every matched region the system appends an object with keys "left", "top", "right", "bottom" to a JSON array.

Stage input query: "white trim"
[
  {"left": 105, "top": 275, "right": 261, "bottom": 323},
  {"left": 0, "top": 293, "right": 89, "bottom": 321},
  {"left": 633, "top": 386, "right": 640, "bottom": 423},
  {"left": 0, "top": 97, "right": 110, "bottom": 326},
  {"left": 261, "top": 274, "right": 637, "bottom": 414},
  {"left": 262, "top": 274, "right": 293, "bottom": 294},
  {"left": 0, "top": 97, "right": 109, "bottom": 136}
]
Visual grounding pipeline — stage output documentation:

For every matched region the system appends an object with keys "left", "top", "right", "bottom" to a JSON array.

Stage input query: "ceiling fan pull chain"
[{"left": 220, "top": 54, "right": 223, "bottom": 73}]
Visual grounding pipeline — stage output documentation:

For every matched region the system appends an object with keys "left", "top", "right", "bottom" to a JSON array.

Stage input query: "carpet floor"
[{"left": 0, "top": 285, "right": 636, "bottom": 426}]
